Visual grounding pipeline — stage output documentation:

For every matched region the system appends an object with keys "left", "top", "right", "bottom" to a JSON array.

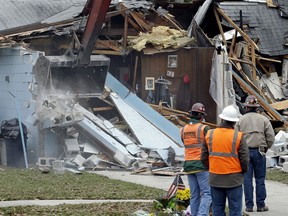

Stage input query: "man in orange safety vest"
[
  {"left": 201, "top": 105, "right": 249, "bottom": 216},
  {"left": 180, "top": 102, "right": 212, "bottom": 216}
]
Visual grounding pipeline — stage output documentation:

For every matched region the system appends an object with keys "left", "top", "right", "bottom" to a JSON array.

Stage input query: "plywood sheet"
[{"left": 270, "top": 100, "right": 288, "bottom": 110}]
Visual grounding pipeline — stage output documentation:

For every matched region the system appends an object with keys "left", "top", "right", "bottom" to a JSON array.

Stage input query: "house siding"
[{"left": 0, "top": 47, "right": 39, "bottom": 166}]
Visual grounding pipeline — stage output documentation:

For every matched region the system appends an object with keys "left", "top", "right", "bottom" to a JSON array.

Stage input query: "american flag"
[{"left": 166, "top": 174, "right": 186, "bottom": 199}]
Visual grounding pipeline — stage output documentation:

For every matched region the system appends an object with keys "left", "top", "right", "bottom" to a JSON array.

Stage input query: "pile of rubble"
[
  {"left": 268, "top": 130, "right": 288, "bottom": 173},
  {"left": 37, "top": 73, "right": 184, "bottom": 175}
]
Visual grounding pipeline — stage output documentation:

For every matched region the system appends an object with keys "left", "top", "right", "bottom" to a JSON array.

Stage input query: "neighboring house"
[{"left": 191, "top": 0, "right": 288, "bottom": 123}]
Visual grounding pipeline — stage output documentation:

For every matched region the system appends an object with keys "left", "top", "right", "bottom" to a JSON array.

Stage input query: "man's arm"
[
  {"left": 238, "top": 135, "right": 249, "bottom": 173},
  {"left": 180, "top": 127, "right": 184, "bottom": 142},
  {"left": 201, "top": 139, "right": 209, "bottom": 168},
  {"left": 264, "top": 118, "right": 275, "bottom": 149},
  {"left": 203, "top": 125, "right": 210, "bottom": 135}
]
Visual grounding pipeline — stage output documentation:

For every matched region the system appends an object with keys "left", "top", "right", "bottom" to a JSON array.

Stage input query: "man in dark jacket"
[{"left": 235, "top": 95, "right": 275, "bottom": 212}]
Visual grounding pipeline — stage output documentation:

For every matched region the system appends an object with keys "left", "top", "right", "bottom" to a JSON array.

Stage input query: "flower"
[
  {"left": 152, "top": 189, "right": 191, "bottom": 215},
  {"left": 176, "top": 188, "right": 190, "bottom": 201}
]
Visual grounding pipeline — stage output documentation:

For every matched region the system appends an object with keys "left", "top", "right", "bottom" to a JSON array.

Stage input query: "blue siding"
[{"left": 0, "top": 47, "right": 40, "bottom": 166}]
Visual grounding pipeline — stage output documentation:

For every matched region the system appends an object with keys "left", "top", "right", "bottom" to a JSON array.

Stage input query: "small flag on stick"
[{"left": 166, "top": 174, "right": 186, "bottom": 199}]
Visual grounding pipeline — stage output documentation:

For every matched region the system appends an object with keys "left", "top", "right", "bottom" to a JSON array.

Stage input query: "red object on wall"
[
  {"left": 183, "top": 74, "right": 190, "bottom": 84},
  {"left": 124, "top": 73, "right": 130, "bottom": 82}
]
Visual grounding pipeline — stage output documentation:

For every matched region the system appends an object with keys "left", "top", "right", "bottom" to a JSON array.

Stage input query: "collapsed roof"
[
  {"left": 216, "top": 0, "right": 288, "bottom": 57},
  {"left": 0, "top": 0, "right": 195, "bottom": 54}
]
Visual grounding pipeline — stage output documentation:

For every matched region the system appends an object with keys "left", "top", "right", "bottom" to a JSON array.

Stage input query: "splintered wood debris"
[{"left": 212, "top": 4, "right": 288, "bottom": 127}]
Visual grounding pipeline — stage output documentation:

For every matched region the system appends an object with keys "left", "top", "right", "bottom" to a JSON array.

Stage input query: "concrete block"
[
  {"left": 52, "top": 160, "right": 65, "bottom": 174},
  {"left": 132, "top": 159, "right": 148, "bottom": 172},
  {"left": 72, "top": 154, "right": 86, "bottom": 166},
  {"left": 275, "top": 130, "right": 288, "bottom": 142},
  {"left": 64, "top": 139, "right": 80, "bottom": 158},
  {"left": 84, "top": 155, "right": 100, "bottom": 168},
  {"left": 283, "top": 162, "right": 288, "bottom": 173},
  {"left": 38, "top": 157, "right": 57, "bottom": 167},
  {"left": 266, "top": 156, "right": 278, "bottom": 168},
  {"left": 279, "top": 155, "right": 288, "bottom": 166},
  {"left": 114, "top": 150, "right": 136, "bottom": 167},
  {"left": 271, "top": 142, "right": 288, "bottom": 156}
]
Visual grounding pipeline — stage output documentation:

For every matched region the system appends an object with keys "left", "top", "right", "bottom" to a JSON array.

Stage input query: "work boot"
[
  {"left": 257, "top": 206, "right": 269, "bottom": 212},
  {"left": 245, "top": 207, "right": 253, "bottom": 212}
]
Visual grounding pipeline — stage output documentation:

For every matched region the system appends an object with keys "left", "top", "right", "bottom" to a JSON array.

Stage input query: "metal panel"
[
  {"left": 74, "top": 104, "right": 141, "bottom": 156},
  {"left": 109, "top": 92, "right": 184, "bottom": 156},
  {"left": 105, "top": 72, "right": 184, "bottom": 147},
  {"left": 76, "top": 117, "right": 137, "bottom": 167}
]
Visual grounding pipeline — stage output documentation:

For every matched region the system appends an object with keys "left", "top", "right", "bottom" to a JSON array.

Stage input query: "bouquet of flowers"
[
  {"left": 175, "top": 188, "right": 190, "bottom": 209},
  {"left": 152, "top": 188, "right": 190, "bottom": 215}
]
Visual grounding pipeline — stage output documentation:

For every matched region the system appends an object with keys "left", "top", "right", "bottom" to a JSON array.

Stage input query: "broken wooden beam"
[
  {"left": 232, "top": 70, "right": 287, "bottom": 123},
  {"left": 215, "top": 6, "right": 259, "bottom": 51},
  {"left": 214, "top": 7, "right": 228, "bottom": 48},
  {"left": 92, "top": 107, "right": 114, "bottom": 112},
  {"left": 96, "top": 40, "right": 121, "bottom": 51}
]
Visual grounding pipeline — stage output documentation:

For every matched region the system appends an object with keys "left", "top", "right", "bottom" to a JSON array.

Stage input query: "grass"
[
  {"left": 0, "top": 202, "right": 153, "bottom": 216},
  {"left": 0, "top": 167, "right": 164, "bottom": 201},
  {"left": 266, "top": 168, "right": 288, "bottom": 184},
  {"left": 0, "top": 167, "right": 287, "bottom": 215},
  {"left": 0, "top": 167, "right": 166, "bottom": 215}
]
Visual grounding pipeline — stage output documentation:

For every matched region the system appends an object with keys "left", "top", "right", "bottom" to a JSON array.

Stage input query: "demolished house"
[
  {"left": 194, "top": 0, "right": 288, "bottom": 119},
  {"left": 0, "top": 0, "right": 288, "bottom": 173},
  {"left": 0, "top": 0, "right": 209, "bottom": 173},
  {"left": 188, "top": 0, "right": 288, "bottom": 170}
]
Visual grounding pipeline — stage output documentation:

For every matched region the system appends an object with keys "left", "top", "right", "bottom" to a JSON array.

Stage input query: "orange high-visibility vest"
[
  {"left": 181, "top": 123, "right": 205, "bottom": 161},
  {"left": 205, "top": 128, "right": 243, "bottom": 174}
]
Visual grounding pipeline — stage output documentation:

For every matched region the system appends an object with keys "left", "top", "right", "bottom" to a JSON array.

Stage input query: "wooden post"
[
  {"left": 132, "top": 56, "right": 139, "bottom": 91},
  {"left": 214, "top": 7, "right": 228, "bottom": 48},
  {"left": 231, "top": 71, "right": 287, "bottom": 123},
  {"left": 229, "top": 30, "right": 237, "bottom": 57},
  {"left": 251, "top": 45, "right": 256, "bottom": 80},
  {"left": 123, "top": 11, "right": 129, "bottom": 52}
]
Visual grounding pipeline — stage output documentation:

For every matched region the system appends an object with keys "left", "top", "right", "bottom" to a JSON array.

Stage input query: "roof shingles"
[
  {"left": 0, "top": 0, "right": 86, "bottom": 35},
  {"left": 218, "top": 2, "right": 288, "bottom": 57}
]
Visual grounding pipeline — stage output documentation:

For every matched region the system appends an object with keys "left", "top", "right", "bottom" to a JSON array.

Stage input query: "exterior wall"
[
  {"left": 0, "top": 47, "right": 40, "bottom": 166},
  {"left": 140, "top": 47, "right": 217, "bottom": 123}
]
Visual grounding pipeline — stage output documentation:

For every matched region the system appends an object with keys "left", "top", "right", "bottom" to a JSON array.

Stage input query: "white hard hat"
[{"left": 219, "top": 105, "right": 239, "bottom": 122}]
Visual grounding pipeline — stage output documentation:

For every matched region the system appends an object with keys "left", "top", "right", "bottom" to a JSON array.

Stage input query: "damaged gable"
[{"left": 216, "top": 1, "right": 288, "bottom": 56}]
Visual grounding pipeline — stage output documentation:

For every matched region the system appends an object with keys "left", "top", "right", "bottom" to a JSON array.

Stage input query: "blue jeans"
[
  {"left": 211, "top": 185, "right": 243, "bottom": 216},
  {"left": 187, "top": 171, "right": 212, "bottom": 216},
  {"left": 244, "top": 148, "right": 267, "bottom": 209}
]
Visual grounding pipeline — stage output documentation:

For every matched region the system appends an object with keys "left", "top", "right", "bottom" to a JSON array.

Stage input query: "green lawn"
[
  {"left": 0, "top": 167, "right": 165, "bottom": 215},
  {"left": 266, "top": 168, "right": 288, "bottom": 184},
  {"left": 0, "top": 166, "right": 287, "bottom": 215}
]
